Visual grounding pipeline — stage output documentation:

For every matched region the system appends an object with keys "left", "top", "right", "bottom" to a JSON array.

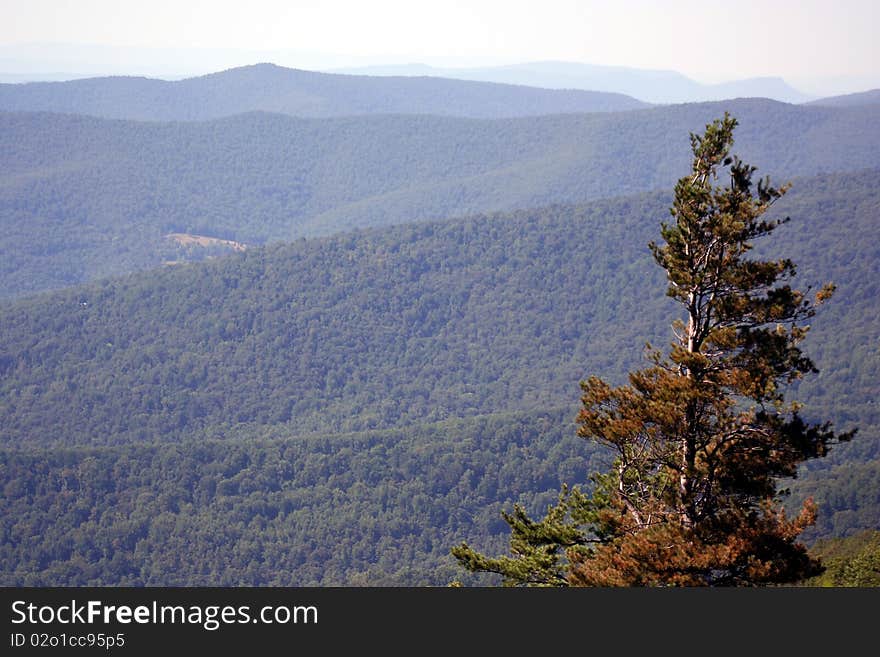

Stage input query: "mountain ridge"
[{"left": 0, "top": 62, "right": 647, "bottom": 121}]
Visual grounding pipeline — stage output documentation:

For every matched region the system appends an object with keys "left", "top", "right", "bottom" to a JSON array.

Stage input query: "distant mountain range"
[
  {"left": 5, "top": 62, "right": 877, "bottom": 122},
  {"left": 333, "top": 61, "right": 816, "bottom": 104},
  {"left": 0, "top": 63, "right": 647, "bottom": 121}
]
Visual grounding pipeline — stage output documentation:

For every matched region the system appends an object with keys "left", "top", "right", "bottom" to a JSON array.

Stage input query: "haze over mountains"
[
  {"left": 4, "top": 61, "right": 877, "bottom": 122},
  {"left": 1, "top": 59, "right": 878, "bottom": 585},
  {"left": 5, "top": 41, "right": 877, "bottom": 101}
]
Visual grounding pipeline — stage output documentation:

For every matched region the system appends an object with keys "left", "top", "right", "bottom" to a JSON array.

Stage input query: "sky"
[{"left": 1, "top": 0, "right": 877, "bottom": 93}]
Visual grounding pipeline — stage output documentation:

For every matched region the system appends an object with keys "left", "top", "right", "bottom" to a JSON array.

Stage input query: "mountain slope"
[
  {"left": 2, "top": 99, "right": 879, "bottom": 299},
  {"left": 1, "top": 169, "right": 874, "bottom": 451},
  {"left": 0, "top": 63, "right": 647, "bottom": 121}
]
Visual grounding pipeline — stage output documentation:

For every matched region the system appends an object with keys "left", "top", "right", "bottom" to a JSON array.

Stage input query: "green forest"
[
  {"left": 1, "top": 167, "right": 877, "bottom": 585},
  {"left": 1, "top": 410, "right": 597, "bottom": 585}
]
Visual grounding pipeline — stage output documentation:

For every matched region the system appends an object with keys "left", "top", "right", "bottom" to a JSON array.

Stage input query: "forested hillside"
[
  {"left": 4, "top": 170, "right": 876, "bottom": 449},
  {"left": 0, "top": 63, "right": 646, "bottom": 121},
  {"left": 1, "top": 170, "right": 876, "bottom": 584},
  {"left": 2, "top": 99, "right": 879, "bottom": 298},
  {"left": 0, "top": 410, "right": 601, "bottom": 585}
]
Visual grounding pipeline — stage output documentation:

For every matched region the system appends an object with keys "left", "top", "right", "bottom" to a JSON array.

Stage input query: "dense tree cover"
[
  {"left": 803, "top": 530, "right": 880, "bottom": 586},
  {"left": 0, "top": 410, "right": 606, "bottom": 585},
  {"left": 2, "top": 99, "right": 880, "bottom": 298},
  {"left": 0, "top": 169, "right": 874, "bottom": 452},
  {"left": 455, "top": 115, "right": 851, "bottom": 586},
  {"left": 0, "top": 64, "right": 647, "bottom": 121},
  {"left": 1, "top": 169, "right": 877, "bottom": 584},
  {"left": 0, "top": 411, "right": 874, "bottom": 585},
  {"left": 0, "top": 195, "right": 668, "bottom": 446}
]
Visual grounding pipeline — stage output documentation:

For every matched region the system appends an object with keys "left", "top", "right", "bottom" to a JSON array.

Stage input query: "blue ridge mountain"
[{"left": 0, "top": 62, "right": 647, "bottom": 121}]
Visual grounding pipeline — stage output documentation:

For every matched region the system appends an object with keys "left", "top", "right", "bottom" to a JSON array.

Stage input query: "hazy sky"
[{"left": 1, "top": 0, "right": 877, "bottom": 86}]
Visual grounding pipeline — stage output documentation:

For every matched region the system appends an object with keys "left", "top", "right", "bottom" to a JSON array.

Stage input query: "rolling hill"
[
  {"left": 2, "top": 99, "right": 879, "bottom": 299},
  {"left": 0, "top": 63, "right": 647, "bottom": 121}
]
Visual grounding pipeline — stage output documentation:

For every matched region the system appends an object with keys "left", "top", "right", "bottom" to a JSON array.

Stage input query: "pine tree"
[
  {"left": 452, "top": 114, "right": 854, "bottom": 586},
  {"left": 451, "top": 486, "right": 592, "bottom": 586}
]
